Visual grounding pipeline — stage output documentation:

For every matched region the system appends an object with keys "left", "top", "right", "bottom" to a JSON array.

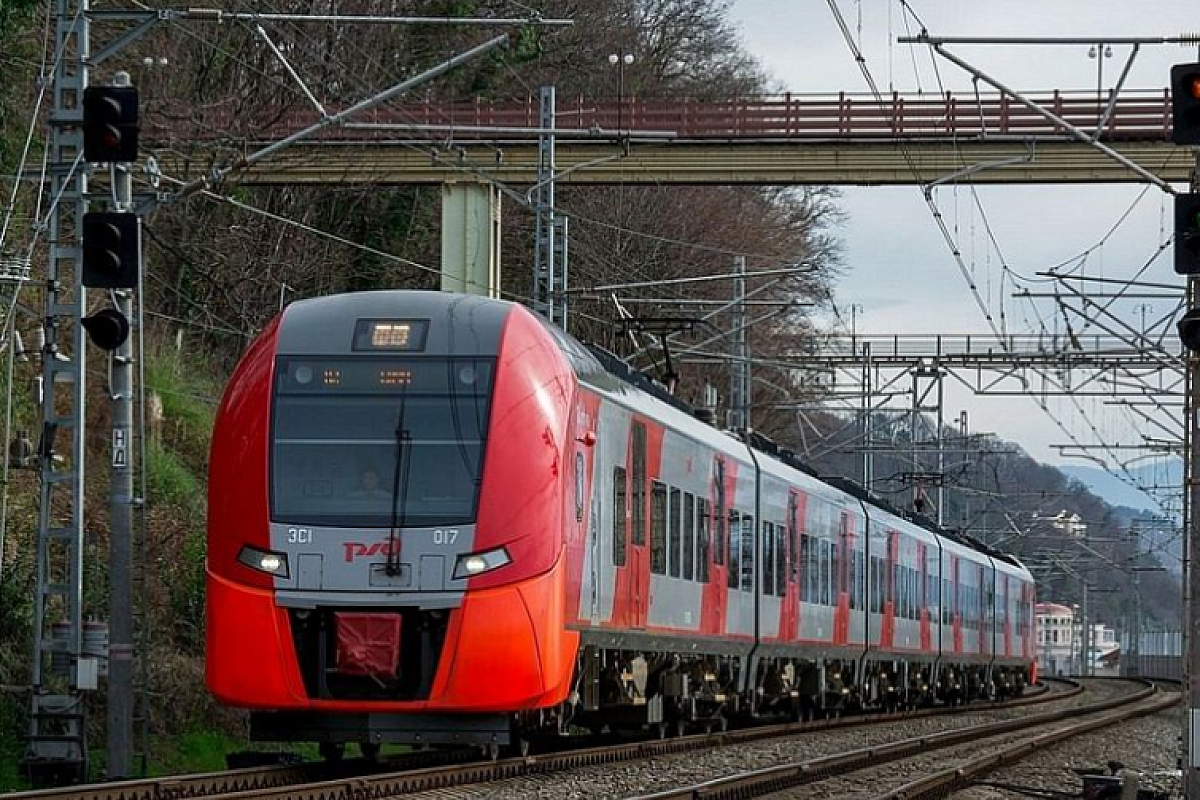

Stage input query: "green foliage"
[
  {"left": 145, "top": 441, "right": 205, "bottom": 651},
  {"left": 0, "top": 522, "right": 35, "bottom": 683},
  {"left": 146, "top": 440, "right": 201, "bottom": 512},
  {"left": 144, "top": 348, "right": 218, "bottom": 455},
  {"left": 149, "top": 730, "right": 241, "bottom": 776},
  {"left": 0, "top": 696, "right": 27, "bottom": 792},
  {"left": 0, "top": 1, "right": 42, "bottom": 172}
]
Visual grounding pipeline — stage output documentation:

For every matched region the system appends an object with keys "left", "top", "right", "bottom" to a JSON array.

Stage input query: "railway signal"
[
  {"left": 1178, "top": 194, "right": 1200, "bottom": 275},
  {"left": 1172, "top": 63, "right": 1200, "bottom": 145},
  {"left": 81, "top": 211, "right": 139, "bottom": 288},
  {"left": 82, "top": 85, "right": 139, "bottom": 163}
]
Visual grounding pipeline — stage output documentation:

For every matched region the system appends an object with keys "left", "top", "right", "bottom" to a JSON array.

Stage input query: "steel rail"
[
  {"left": 3, "top": 681, "right": 1068, "bottom": 800},
  {"left": 621, "top": 678, "right": 1164, "bottom": 800}
]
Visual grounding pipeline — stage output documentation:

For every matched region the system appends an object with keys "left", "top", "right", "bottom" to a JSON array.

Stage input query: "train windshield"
[{"left": 270, "top": 356, "right": 494, "bottom": 527}]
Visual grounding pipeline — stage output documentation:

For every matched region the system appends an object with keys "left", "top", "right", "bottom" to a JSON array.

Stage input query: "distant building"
[
  {"left": 1035, "top": 601, "right": 1119, "bottom": 676},
  {"left": 1035, "top": 602, "right": 1077, "bottom": 675}
]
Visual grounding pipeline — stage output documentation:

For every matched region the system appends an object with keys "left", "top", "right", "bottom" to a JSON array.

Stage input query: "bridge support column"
[{"left": 440, "top": 181, "right": 501, "bottom": 297}]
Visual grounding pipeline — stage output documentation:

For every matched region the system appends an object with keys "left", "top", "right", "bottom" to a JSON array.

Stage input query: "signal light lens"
[
  {"left": 452, "top": 547, "right": 510, "bottom": 579},
  {"left": 1191, "top": 76, "right": 1200, "bottom": 100},
  {"left": 237, "top": 544, "right": 290, "bottom": 579},
  {"left": 80, "top": 308, "right": 130, "bottom": 351}
]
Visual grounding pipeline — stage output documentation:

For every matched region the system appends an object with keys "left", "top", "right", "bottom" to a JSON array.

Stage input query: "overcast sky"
[{"left": 726, "top": 0, "right": 1197, "bottom": 465}]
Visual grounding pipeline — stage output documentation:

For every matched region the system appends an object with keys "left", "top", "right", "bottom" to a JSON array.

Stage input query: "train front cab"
[{"left": 205, "top": 292, "right": 580, "bottom": 748}]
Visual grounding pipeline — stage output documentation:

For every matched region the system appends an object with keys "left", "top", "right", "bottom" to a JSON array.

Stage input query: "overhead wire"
[{"left": 834, "top": 1, "right": 1181, "bottom": 515}]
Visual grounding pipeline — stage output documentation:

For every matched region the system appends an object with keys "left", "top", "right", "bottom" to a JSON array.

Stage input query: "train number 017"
[{"left": 433, "top": 529, "right": 459, "bottom": 545}]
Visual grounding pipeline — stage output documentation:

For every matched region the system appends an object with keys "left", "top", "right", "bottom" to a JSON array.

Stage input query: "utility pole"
[
  {"left": 1179, "top": 54, "right": 1200, "bottom": 794},
  {"left": 1187, "top": 149, "right": 1200, "bottom": 798},
  {"left": 103, "top": 71, "right": 138, "bottom": 780},
  {"left": 860, "top": 341, "right": 873, "bottom": 490},
  {"left": 729, "top": 255, "right": 749, "bottom": 430},
  {"left": 25, "top": 0, "right": 91, "bottom": 785}
]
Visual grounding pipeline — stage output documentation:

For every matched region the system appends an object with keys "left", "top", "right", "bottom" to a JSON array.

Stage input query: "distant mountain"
[
  {"left": 1058, "top": 464, "right": 1160, "bottom": 512},
  {"left": 1059, "top": 460, "right": 1182, "bottom": 575}
]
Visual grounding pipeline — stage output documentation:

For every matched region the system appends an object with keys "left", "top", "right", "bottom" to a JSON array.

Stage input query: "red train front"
[
  {"left": 208, "top": 289, "right": 1037, "bottom": 755},
  {"left": 205, "top": 291, "right": 580, "bottom": 751}
]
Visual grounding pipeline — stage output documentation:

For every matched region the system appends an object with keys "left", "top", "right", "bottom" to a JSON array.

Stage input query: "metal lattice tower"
[
  {"left": 25, "top": 0, "right": 90, "bottom": 783},
  {"left": 531, "top": 85, "right": 569, "bottom": 328}
]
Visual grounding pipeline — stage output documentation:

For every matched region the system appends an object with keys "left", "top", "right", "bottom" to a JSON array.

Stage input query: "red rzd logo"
[{"left": 343, "top": 540, "right": 400, "bottom": 563}]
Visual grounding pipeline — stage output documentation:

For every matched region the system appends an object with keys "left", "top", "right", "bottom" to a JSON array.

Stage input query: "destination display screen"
[{"left": 352, "top": 319, "right": 429, "bottom": 352}]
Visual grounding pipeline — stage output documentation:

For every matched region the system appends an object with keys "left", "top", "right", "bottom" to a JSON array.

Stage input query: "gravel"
[
  {"left": 950, "top": 703, "right": 1182, "bottom": 800},
  {"left": 386, "top": 679, "right": 1169, "bottom": 800}
]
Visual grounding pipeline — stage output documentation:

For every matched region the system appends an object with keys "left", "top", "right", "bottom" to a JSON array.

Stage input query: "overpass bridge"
[{"left": 148, "top": 90, "right": 1192, "bottom": 186}]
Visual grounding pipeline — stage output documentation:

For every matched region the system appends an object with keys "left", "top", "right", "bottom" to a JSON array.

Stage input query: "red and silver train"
[{"left": 206, "top": 290, "right": 1036, "bottom": 753}]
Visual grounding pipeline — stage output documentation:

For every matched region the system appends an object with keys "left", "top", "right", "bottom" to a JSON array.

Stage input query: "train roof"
[{"left": 542, "top": 313, "right": 1028, "bottom": 573}]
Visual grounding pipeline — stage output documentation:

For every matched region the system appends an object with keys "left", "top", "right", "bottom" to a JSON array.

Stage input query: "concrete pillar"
[{"left": 440, "top": 182, "right": 501, "bottom": 297}]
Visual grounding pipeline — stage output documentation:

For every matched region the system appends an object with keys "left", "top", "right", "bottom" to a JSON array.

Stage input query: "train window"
[
  {"left": 271, "top": 356, "right": 492, "bottom": 527},
  {"left": 740, "top": 514, "right": 755, "bottom": 593},
  {"left": 803, "top": 535, "right": 815, "bottom": 603},
  {"left": 854, "top": 551, "right": 864, "bottom": 611},
  {"left": 763, "top": 522, "right": 775, "bottom": 596},
  {"left": 650, "top": 481, "right": 668, "bottom": 575},
  {"left": 910, "top": 568, "right": 918, "bottom": 620},
  {"left": 868, "top": 556, "right": 878, "bottom": 613},
  {"left": 775, "top": 523, "right": 787, "bottom": 597},
  {"left": 847, "top": 550, "right": 856, "bottom": 610},
  {"left": 845, "top": 550, "right": 854, "bottom": 610},
  {"left": 727, "top": 510, "right": 741, "bottom": 589},
  {"left": 613, "top": 467, "right": 628, "bottom": 567},
  {"left": 830, "top": 538, "right": 842, "bottom": 601},
  {"left": 819, "top": 539, "right": 831, "bottom": 606},
  {"left": 631, "top": 424, "right": 647, "bottom": 547},
  {"left": 893, "top": 563, "right": 901, "bottom": 616},
  {"left": 697, "top": 498, "right": 710, "bottom": 583},
  {"left": 940, "top": 578, "right": 949, "bottom": 625},
  {"left": 668, "top": 488, "right": 681, "bottom": 578},
  {"left": 683, "top": 493, "right": 695, "bottom": 581}
]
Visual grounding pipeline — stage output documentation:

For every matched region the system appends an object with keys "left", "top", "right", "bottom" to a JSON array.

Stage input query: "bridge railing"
[
  {"left": 800, "top": 332, "right": 1168, "bottom": 360},
  {"left": 144, "top": 89, "right": 1174, "bottom": 143}
]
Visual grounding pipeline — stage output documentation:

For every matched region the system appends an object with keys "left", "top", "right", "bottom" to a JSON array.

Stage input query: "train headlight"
[
  {"left": 237, "top": 545, "right": 290, "bottom": 579},
  {"left": 453, "top": 547, "right": 511, "bottom": 580}
]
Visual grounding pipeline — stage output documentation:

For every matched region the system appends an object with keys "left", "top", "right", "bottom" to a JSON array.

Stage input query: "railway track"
[
  {"left": 624, "top": 678, "right": 1173, "bottom": 800},
  {"left": 4, "top": 680, "right": 1073, "bottom": 800}
]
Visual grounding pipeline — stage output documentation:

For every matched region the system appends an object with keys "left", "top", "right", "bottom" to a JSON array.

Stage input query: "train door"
[
  {"left": 951, "top": 557, "right": 963, "bottom": 655},
  {"left": 833, "top": 511, "right": 853, "bottom": 645},
  {"left": 778, "top": 491, "right": 804, "bottom": 641},
  {"left": 880, "top": 528, "right": 898, "bottom": 650},
  {"left": 629, "top": 421, "right": 649, "bottom": 628},
  {"left": 701, "top": 455, "right": 731, "bottom": 636}
]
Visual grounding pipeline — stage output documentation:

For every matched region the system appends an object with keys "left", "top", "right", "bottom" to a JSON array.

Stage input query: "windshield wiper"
[{"left": 387, "top": 393, "right": 412, "bottom": 577}]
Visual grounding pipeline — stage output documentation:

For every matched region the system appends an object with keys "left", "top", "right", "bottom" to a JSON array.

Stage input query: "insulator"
[{"left": 1180, "top": 32, "right": 1200, "bottom": 46}]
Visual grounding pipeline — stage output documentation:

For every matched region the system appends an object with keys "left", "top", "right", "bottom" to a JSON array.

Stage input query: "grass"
[
  {"left": 143, "top": 345, "right": 219, "bottom": 451},
  {"left": 146, "top": 439, "right": 203, "bottom": 511}
]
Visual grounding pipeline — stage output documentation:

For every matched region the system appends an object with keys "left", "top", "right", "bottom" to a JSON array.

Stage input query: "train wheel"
[
  {"left": 359, "top": 742, "right": 381, "bottom": 762},
  {"left": 319, "top": 742, "right": 345, "bottom": 762}
]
